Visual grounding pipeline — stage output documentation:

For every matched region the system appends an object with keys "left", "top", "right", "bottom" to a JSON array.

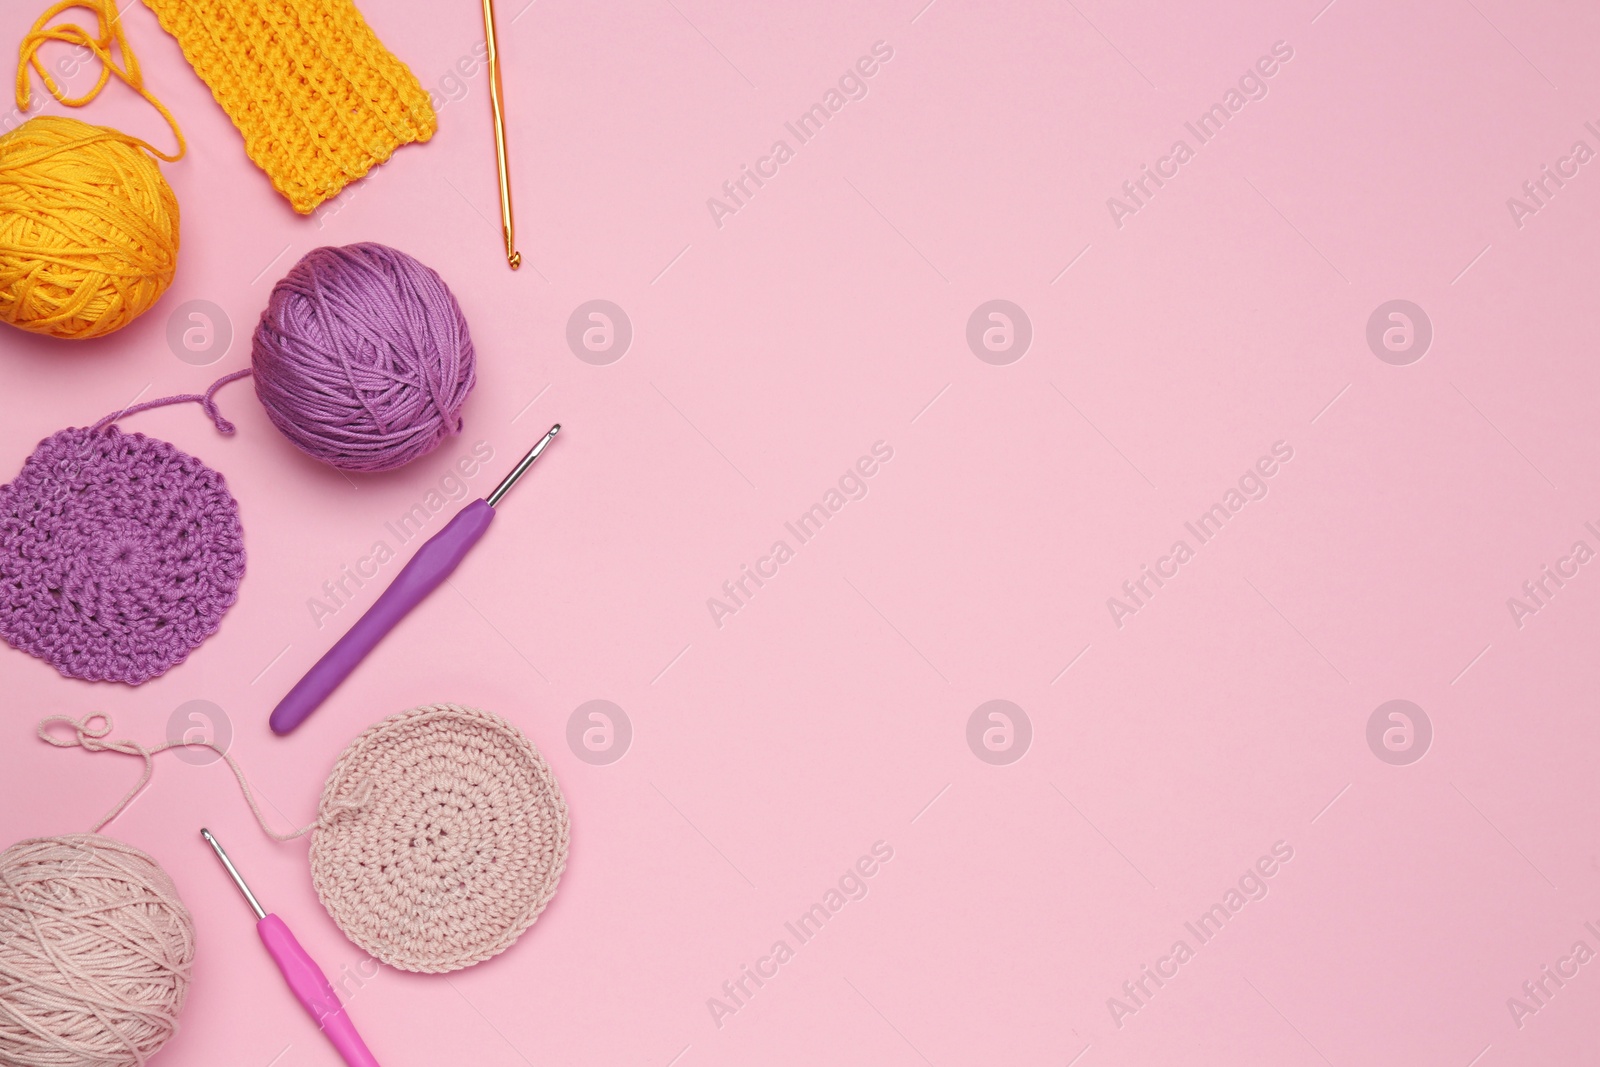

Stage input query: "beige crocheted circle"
[{"left": 309, "top": 704, "right": 569, "bottom": 973}]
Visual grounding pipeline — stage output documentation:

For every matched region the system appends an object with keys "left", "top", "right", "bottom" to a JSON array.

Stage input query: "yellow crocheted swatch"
[{"left": 139, "top": 0, "right": 437, "bottom": 214}]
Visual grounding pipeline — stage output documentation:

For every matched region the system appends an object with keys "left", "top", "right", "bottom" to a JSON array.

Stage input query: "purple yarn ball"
[{"left": 253, "top": 243, "right": 476, "bottom": 473}]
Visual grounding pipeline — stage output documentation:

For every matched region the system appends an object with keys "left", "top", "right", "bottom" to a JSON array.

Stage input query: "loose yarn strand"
[
  {"left": 36, "top": 714, "right": 366, "bottom": 841},
  {"left": 89, "top": 367, "right": 252, "bottom": 435},
  {"left": 16, "top": 0, "right": 186, "bottom": 161}
]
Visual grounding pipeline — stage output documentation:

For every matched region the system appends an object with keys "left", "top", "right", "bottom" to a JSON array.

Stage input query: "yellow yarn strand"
[
  {"left": 0, "top": 0, "right": 183, "bottom": 340},
  {"left": 16, "top": 0, "right": 185, "bottom": 161}
]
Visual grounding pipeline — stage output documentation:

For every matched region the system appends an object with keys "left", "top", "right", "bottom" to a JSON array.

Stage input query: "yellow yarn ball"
[{"left": 0, "top": 115, "right": 179, "bottom": 341}]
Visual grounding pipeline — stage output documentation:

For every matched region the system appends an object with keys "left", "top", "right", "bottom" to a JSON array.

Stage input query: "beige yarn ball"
[
  {"left": 310, "top": 704, "right": 569, "bottom": 974},
  {"left": 0, "top": 834, "right": 194, "bottom": 1067}
]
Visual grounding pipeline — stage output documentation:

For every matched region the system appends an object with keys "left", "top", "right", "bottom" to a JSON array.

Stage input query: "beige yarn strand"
[{"left": 36, "top": 714, "right": 369, "bottom": 840}]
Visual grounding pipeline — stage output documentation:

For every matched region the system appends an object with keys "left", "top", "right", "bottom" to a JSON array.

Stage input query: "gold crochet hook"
[{"left": 481, "top": 0, "right": 520, "bottom": 269}]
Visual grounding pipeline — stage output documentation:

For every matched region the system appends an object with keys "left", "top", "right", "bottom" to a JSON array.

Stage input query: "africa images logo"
[
  {"left": 706, "top": 42, "right": 895, "bottom": 229},
  {"left": 1105, "top": 442, "right": 1294, "bottom": 628},
  {"left": 707, "top": 442, "right": 894, "bottom": 629},
  {"left": 706, "top": 841, "right": 895, "bottom": 1030},
  {"left": 1106, "top": 841, "right": 1294, "bottom": 1029},
  {"left": 1105, "top": 41, "right": 1294, "bottom": 229}
]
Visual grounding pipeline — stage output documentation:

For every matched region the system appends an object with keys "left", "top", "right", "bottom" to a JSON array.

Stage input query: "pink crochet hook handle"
[
  {"left": 201, "top": 830, "right": 380, "bottom": 1067},
  {"left": 270, "top": 425, "right": 559, "bottom": 735},
  {"left": 258, "top": 915, "right": 380, "bottom": 1067}
]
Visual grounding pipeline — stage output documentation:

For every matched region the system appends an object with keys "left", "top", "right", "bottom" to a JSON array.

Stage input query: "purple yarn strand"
[{"left": 90, "top": 368, "right": 253, "bottom": 435}]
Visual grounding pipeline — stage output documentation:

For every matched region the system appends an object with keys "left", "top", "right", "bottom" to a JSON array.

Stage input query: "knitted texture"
[
  {"left": 310, "top": 704, "right": 569, "bottom": 973},
  {"left": 0, "top": 833, "right": 194, "bottom": 1067},
  {"left": 0, "top": 403, "right": 245, "bottom": 684},
  {"left": 138, "top": 0, "right": 437, "bottom": 214}
]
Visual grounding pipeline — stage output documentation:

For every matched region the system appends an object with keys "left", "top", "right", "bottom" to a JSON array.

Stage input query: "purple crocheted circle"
[{"left": 0, "top": 426, "right": 245, "bottom": 684}]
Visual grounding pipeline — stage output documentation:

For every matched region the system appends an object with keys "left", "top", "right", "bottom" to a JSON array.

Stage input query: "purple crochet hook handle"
[{"left": 270, "top": 425, "right": 559, "bottom": 736}]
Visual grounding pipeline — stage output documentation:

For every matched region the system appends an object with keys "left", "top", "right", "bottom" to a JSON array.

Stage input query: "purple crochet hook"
[{"left": 270, "top": 424, "right": 560, "bottom": 735}]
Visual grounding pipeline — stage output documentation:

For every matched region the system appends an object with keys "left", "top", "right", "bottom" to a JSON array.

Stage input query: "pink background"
[{"left": 3, "top": 0, "right": 1600, "bottom": 1064}]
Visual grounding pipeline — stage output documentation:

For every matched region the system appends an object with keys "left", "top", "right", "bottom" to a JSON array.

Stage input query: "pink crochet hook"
[
  {"left": 200, "top": 829, "right": 380, "bottom": 1067},
  {"left": 270, "top": 424, "right": 560, "bottom": 735}
]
